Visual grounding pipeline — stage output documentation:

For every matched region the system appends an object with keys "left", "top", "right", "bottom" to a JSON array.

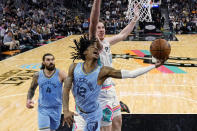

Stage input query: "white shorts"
[
  {"left": 72, "top": 86, "right": 121, "bottom": 130},
  {"left": 98, "top": 85, "right": 121, "bottom": 126},
  {"left": 72, "top": 114, "right": 85, "bottom": 131}
]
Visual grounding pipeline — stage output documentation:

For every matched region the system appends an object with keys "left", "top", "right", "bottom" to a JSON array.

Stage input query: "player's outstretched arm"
[
  {"left": 106, "top": 7, "right": 140, "bottom": 45},
  {"left": 62, "top": 63, "right": 77, "bottom": 128},
  {"left": 98, "top": 59, "right": 164, "bottom": 84},
  {"left": 26, "top": 72, "right": 39, "bottom": 109},
  {"left": 89, "top": 0, "right": 102, "bottom": 39}
]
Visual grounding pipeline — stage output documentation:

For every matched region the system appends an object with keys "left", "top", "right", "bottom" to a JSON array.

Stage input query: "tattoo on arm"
[{"left": 27, "top": 72, "right": 38, "bottom": 100}]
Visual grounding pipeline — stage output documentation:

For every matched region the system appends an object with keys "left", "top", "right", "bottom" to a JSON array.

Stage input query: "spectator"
[
  {"left": 0, "top": 24, "right": 6, "bottom": 40},
  {"left": 3, "top": 30, "right": 20, "bottom": 50},
  {"left": 168, "top": 0, "right": 197, "bottom": 33},
  {"left": 82, "top": 20, "right": 89, "bottom": 33}
]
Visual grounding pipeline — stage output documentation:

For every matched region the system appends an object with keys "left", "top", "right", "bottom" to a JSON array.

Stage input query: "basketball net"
[{"left": 126, "top": 0, "right": 153, "bottom": 22}]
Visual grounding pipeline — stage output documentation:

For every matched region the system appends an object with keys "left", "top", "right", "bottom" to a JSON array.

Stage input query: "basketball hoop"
[{"left": 126, "top": 0, "right": 153, "bottom": 22}]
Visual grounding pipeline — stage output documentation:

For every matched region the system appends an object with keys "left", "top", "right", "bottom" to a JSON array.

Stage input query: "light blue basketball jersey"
[
  {"left": 38, "top": 69, "right": 63, "bottom": 107},
  {"left": 72, "top": 63, "right": 102, "bottom": 113}
]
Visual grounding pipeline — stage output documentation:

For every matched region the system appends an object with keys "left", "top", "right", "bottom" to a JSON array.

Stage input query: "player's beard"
[{"left": 46, "top": 63, "right": 55, "bottom": 71}]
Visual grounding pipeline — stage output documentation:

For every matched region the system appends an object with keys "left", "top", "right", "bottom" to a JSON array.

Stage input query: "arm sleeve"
[{"left": 121, "top": 65, "right": 155, "bottom": 78}]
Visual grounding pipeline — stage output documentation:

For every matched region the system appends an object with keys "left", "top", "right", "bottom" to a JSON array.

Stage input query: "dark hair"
[
  {"left": 70, "top": 35, "right": 97, "bottom": 62},
  {"left": 40, "top": 53, "right": 54, "bottom": 70}
]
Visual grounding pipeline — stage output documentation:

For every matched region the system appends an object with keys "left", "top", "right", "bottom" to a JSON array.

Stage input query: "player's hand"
[
  {"left": 133, "top": 4, "right": 140, "bottom": 20},
  {"left": 62, "top": 111, "right": 78, "bottom": 128},
  {"left": 155, "top": 58, "right": 167, "bottom": 68},
  {"left": 26, "top": 99, "right": 34, "bottom": 109}
]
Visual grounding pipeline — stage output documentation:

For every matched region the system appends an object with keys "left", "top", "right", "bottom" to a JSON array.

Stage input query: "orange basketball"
[{"left": 150, "top": 39, "right": 171, "bottom": 59}]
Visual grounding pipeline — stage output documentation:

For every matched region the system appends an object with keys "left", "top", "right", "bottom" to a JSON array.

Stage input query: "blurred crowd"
[
  {"left": 0, "top": 0, "right": 84, "bottom": 50},
  {"left": 168, "top": 0, "right": 197, "bottom": 33},
  {"left": 0, "top": 0, "right": 197, "bottom": 51}
]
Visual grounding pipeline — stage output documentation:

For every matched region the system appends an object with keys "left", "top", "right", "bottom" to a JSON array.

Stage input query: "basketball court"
[{"left": 0, "top": 34, "right": 197, "bottom": 130}]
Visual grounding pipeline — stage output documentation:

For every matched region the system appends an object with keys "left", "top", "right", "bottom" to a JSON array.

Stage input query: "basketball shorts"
[
  {"left": 72, "top": 106, "right": 102, "bottom": 131},
  {"left": 98, "top": 85, "right": 121, "bottom": 126},
  {"left": 73, "top": 86, "right": 121, "bottom": 130},
  {"left": 38, "top": 105, "right": 62, "bottom": 130}
]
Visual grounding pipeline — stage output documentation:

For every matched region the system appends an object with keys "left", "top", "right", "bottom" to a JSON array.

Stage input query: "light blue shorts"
[
  {"left": 73, "top": 106, "right": 102, "bottom": 131},
  {"left": 38, "top": 105, "right": 62, "bottom": 130}
]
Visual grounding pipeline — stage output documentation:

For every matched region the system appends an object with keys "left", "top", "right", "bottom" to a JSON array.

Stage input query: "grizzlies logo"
[{"left": 87, "top": 122, "right": 98, "bottom": 131}]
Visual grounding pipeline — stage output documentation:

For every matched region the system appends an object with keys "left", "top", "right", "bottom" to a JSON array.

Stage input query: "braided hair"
[{"left": 70, "top": 35, "right": 97, "bottom": 62}]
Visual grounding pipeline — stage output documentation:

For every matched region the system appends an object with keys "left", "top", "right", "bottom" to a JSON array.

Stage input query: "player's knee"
[
  {"left": 101, "top": 125, "right": 112, "bottom": 131},
  {"left": 112, "top": 115, "right": 122, "bottom": 127}
]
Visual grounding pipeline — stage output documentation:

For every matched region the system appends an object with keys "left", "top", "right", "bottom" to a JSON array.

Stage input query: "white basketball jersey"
[
  {"left": 99, "top": 39, "right": 112, "bottom": 67},
  {"left": 99, "top": 39, "right": 113, "bottom": 87}
]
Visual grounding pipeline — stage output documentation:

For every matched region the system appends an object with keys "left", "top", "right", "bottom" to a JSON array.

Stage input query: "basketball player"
[
  {"left": 96, "top": 2, "right": 139, "bottom": 131},
  {"left": 26, "top": 53, "right": 67, "bottom": 131},
  {"left": 69, "top": 0, "right": 139, "bottom": 130},
  {"left": 67, "top": 0, "right": 103, "bottom": 130},
  {"left": 62, "top": 35, "right": 164, "bottom": 131}
]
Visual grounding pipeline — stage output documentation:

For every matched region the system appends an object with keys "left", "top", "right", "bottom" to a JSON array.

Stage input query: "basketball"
[
  {"left": 1, "top": 0, "right": 197, "bottom": 130},
  {"left": 150, "top": 39, "right": 171, "bottom": 59}
]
